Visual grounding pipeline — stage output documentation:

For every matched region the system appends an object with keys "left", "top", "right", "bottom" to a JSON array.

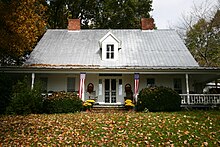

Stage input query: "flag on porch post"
[
  {"left": 79, "top": 73, "right": 86, "bottom": 101},
  {"left": 134, "top": 73, "right": 139, "bottom": 102}
]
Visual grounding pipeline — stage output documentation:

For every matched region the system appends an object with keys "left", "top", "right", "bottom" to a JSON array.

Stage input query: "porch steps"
[{"left": 91, "top": 104, "right": 127, "bottom": 113}]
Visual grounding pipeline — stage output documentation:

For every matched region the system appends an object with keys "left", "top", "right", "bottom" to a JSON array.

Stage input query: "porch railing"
[{"left": 180, "top": 94, "right": 220, "bottom": 106}]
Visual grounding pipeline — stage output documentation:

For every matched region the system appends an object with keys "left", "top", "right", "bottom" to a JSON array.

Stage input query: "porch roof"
[
  {"left": 1, "top": 66, "right": 220, "bottom": 74},
  {"left": 1, "top": 66, "right": 219, "bottom": 84},
  {"left": 24, "top": 29, "right": 199, "bottom": 68}
]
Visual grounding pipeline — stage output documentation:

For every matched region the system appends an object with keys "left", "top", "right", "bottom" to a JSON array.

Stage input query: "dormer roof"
[{"left": 99, "top": 31, "right": 122, "bottom": 49}]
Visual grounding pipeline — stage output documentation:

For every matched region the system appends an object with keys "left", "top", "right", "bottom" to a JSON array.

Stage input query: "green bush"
[
  {"left": 43, "top": 92, "right": 83, "bottom": 113},
  {"left": 136, "top": 86, "right": 181, "bottom": 112},
  {"left": 6, "top": 77, "right": 44, "bottom": 115},
  {"left": 0, "top": 73, "right": 26, "bottom": 114}
]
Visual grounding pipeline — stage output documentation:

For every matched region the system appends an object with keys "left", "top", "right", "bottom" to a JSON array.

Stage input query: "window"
[
  {"left": 119, "top": 79, "right": 122, "bottom": 95},
  {"left": 173, "top": 79, "right": 182, "bottom": 94},
  {"left": 67, "top": 77, "right": 75, "bottom": 92},
  {"left": 106, "top": 45, "right": 114, "bottom": 59},
  {"left": 147, "top": 78, "right": 155, "bottom": 87},
  {"left": 39, "top": 77, "right": 48, "bottom": 92},
  {"left": 99, "top": 79, "right": 102, "bottom": 95}
]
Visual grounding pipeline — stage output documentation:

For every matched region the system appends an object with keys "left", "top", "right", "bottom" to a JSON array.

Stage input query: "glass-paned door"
[{"left": 105, "top": 79, "right": 116, "bottom": 103}]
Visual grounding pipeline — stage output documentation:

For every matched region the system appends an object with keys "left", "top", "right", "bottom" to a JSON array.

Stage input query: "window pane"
[
  {"left": 119, "top": 79, "right": 122, "bottom": 85},
  {"left": 67, "top": 77, "right": 75, "bottom": 92},
  {"left": 106, "top": 45, "right": 114, "bottom": 59},
  {"left": 105, "top": 79, "right": 110, "bottom": 90},
  {"left": 174, "top": 79, "right": 182, "bottom": 93},
  {"left": 111, "top": 47, "right": 114, "bottom": 51},
  {"left": 111, "top": 79, "right": 116, "bottom": 90},
  {"left": 111, "top": 53, "right": 114, "bottom": 59},
  {"left": 105, "top": 79, "right": 110, "bottom": 103},
  {"left": 39, "top": 77, "right": 48, "bottom": 92},
  {"left": 106, "top": 53, "right": 109, "bottom": 59},
  {"left": 147, "top": 78, "right": 155, "bottom": 87}
]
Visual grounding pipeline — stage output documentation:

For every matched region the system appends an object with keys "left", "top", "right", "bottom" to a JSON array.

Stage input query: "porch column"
[
  {"left": 79, "top": 73, "right": 86, "bottom": 101},
  {"left": 185, "top": 74, "right": 190, "bottom": 104},
  {"left": 31, "top": 73, "right": 35, "bottom": 90}
]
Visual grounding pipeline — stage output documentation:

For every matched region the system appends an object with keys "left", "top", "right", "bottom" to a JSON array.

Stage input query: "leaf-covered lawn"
[{"left": 0, "top": 111, "right": 220, "bottom": 146}]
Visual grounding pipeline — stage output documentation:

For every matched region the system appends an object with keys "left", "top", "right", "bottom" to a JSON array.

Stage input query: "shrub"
[
  {"left": 6, "top": 77, "right": 44, "bottom": 115},
  {"left": 43, "top": 92, "right": 83, "bottom": 113},
  {"left": 0, "top": 73, "right": 26, "bottom": 114},
  {"left": 136, "top": 86, "right": 181, "bottom": 112}
]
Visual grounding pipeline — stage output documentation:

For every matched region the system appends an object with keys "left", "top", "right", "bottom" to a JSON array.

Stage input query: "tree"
[
  {"left": 185, "top": 14, "right": 220, "bottom": 66},
  {"left": 175, "top": 0, "right": 220, "bottom": 67},
  {"left": 47, "top": 0, "right": 153, "bottom": 29},
  {"left": 0, "top": 0, "right": 48, "bottom": 65},
  {"left": 47, "top": 0, "right": 69, "bottom": 29},
  {"left": 93, "top": 0, "right": 153, "bottom": 29}
]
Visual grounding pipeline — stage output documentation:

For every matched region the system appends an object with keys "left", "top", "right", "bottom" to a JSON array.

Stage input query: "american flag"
[
  {"left": 134, "top": 73, "right": 139, "bottom": 102},
  {"left": 79, "top": 73, "right": 86, "bottom": 100}
]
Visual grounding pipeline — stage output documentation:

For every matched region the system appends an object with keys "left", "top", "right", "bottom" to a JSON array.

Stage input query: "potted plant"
[
  {"left": 83, "top": 99, "right": 95, "bottom": 112},
  {"left": 124, "top": 99, "right": 135, "bottom": 111}
]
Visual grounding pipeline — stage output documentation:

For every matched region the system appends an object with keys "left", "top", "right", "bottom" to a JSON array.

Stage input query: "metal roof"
[{"left": 25, "top": 29, "right": 199, "bottom": 69}]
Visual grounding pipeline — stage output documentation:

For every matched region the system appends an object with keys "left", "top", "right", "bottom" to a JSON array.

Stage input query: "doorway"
[{"left": 104, "top": 79, "right": 116, "bottom": 103}]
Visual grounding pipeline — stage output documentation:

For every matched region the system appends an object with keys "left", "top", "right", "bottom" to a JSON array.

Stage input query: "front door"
[{"left": 105, "top": 79, "right": 116, "bottom": 103}]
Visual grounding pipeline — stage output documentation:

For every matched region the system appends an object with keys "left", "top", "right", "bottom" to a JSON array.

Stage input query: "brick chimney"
[
  {"left": 68, "top": 19, "right": 80, "bottom": 31},
  {"left": 141, "top": 18, "right": 155, "bottom": 30}
]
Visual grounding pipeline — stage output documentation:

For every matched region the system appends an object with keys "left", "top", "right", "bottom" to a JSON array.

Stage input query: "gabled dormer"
[{"left": 99, "top": 32, "right": 121, "bottom": 61}]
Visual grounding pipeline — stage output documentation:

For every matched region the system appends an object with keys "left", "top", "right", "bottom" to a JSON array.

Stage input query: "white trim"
[
  {"left": 31, "top": 73, "right": 35, "bottom": 90},
  {"left": 185, "top": 74, "right": 190, "bottom": 104},
  {"left": 98, "top": 102, "right": 123, "bottom": 105},
  {"left": 180, "top": 94, "right": 220, "bottom": 105},
  {"left": 3, "top": 67, "right": 220, "bottom": 74},
  {"left": 99, "top": 31, "right": 121, "bottom": 48}
]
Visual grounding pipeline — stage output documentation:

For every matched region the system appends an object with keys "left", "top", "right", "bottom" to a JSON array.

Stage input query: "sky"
[{"left": 151, "top": 0, "right": 218, "bottom": 29}]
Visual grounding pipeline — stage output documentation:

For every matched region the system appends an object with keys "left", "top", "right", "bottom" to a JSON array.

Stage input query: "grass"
[{"left": 0, "top": 110, "right": 220, "bottom": 146}]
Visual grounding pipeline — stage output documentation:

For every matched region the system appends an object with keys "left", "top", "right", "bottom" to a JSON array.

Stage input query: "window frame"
[
  {"left": 106, "top": 44, "right": 114, "bottom": 59},
  {"left": 67, "top": 77, "right": 76, "bottom": 92},
  {"left": 147, "top": 78, "right": 155, "bottom": 88},
  {"left": 39, "top": 77, "right": 48, "bottom": 92},
  {"left": 173, "top": 78, "right": 182, "bottom": 94}
]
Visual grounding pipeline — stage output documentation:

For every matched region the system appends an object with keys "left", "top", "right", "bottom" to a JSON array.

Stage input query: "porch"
[{"left": 180, "top": 94, "right": 220, "bottom": 108}]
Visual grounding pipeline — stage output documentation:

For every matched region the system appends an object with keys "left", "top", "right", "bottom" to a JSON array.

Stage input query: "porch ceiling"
[{"left": 190, "top": 74, "right": 220, "bottom": 84}]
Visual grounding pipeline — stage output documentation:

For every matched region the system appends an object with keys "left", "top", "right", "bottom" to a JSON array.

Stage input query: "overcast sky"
[{"left": 151, "top": 0, "right": 218, "bottom": 29}]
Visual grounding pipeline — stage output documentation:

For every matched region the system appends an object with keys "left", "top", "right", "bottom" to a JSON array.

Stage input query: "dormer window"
[
  {"left": 99, "top": 32, "right": 121, "bottom": 61},
  {"left": 106, "top": 45, "right": 114, "bottom": 59}
]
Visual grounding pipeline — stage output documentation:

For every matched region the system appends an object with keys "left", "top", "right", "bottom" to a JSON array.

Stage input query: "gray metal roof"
[{"left": 25, "top": 29, "right": 199, "bottom": 68}]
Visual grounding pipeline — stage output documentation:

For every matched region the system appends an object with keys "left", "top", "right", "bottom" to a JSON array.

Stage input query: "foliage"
[
  {"left": 137, "top": 87, "right": 181, "bottom": 112},
  {"left": 43, "top": 92, "right": 83, "bottom": 114},
  {"left": 0, "top": 73, "right": 26, "bottom": 114},
  {"left": 93, "top": 0, "right": 153, "bottom": 29},
  {"left": 0, "top": 0, "right": 48, "bottom": 65},
  {"left": 185, "top": 12, "right": 220, "bottom": 66},
  {"left": 0, "top": 74, "right": 13, "bottom": 114},
  {"left": 47, "top": 0, "right": 153, "bottom": 29},
  {"left": 6, "top": 77, "right": 44, "bottom": 115},
  {"left": 176, "top": 1, "right": 220, "bottom": 67},
  {"left": 0, "top": 111, "right": 220, "bottom": 146}
]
